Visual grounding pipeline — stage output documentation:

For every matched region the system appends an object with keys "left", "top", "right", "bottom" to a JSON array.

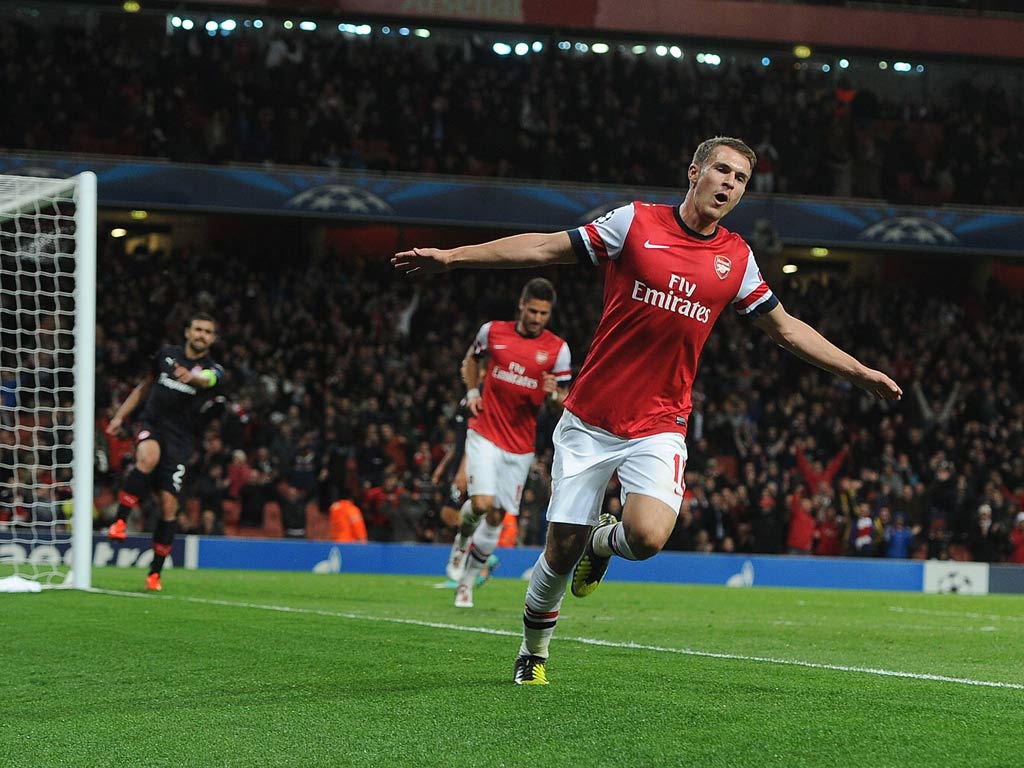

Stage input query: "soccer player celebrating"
[
  {"left": 448, "top": 278, "right": 571, "bottom": 608},
  {"left": 106, "top": 312, "right": 225, "bottom": 591},
  {"left": 394, "top": 136, "right": 902, "bottom": 685}
]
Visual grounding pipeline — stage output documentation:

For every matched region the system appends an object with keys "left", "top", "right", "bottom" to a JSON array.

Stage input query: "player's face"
[
  {"left": 687, "top": 146, "right": 752, "bottom": 224},
  {"left": 185, "top": 319, "right": 217, "bottom": 354},
  {"left": 517, "top": 298, "right": 553, "bottom": 338}
]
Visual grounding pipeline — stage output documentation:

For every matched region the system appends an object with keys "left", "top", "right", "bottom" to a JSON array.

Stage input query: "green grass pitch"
[{"left": 3, "top": 567, "right": 1023, "bottom": 767}]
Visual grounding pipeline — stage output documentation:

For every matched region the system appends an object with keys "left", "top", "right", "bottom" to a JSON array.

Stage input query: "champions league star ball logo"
[
  {"left": 859, "top": 217, "right": 958, "bottom": 246},
  {"left": 286, "top": 185, "right": 394, "bottom": 216},
  {"left": 936, "top": 570, "right": 973, "bottom": 594}
]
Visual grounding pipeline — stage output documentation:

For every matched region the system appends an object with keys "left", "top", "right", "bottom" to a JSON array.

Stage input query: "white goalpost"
[{"left": 0, "top": 171, "right": 96, "bottom": 591}]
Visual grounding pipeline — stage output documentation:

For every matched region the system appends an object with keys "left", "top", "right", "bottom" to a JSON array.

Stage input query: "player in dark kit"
[{"left": 106, "top": 313, "right": 225, "bottom": 591}]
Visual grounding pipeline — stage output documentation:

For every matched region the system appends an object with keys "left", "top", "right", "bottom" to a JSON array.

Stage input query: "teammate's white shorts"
[
  {"left": 546, "top": 409, "right": 689, "bottom": 526},
  {"left": 465, "top": 428, "right": 534, "bottom": 516}
]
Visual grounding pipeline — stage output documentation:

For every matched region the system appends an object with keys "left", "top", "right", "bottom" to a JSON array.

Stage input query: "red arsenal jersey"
[
  {"left": 469, "top": 320, "right": 572, "bottom": 454},
  {"left": 565, "top": 201, "right": 778, "bottom": 439}
]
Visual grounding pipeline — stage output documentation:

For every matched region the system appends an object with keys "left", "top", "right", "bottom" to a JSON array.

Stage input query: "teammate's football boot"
[
  {"left": 108, "top": 519, "right": 127, "bottom": 541},
  {"left": 513, "top": 654, "right": 549, "bottom": 686},
  {"left": 454, "top": 582, "right": 473, "bottom": 608},
  {"left": 571, "top": 513, "right": 617, "bottom": 598},
  {"left": 145, "top": 573, "right": 162, "bottom": 592},
  {"left": 445, "top": 538, "right": 468, "bottom": 581}
]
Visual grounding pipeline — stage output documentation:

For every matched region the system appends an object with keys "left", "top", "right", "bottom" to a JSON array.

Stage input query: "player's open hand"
[
  {"left": 852, "top": 367, "right": 902, "bottom": 401},
  {"left": 392, "top": 247, "right": 451, "bottom": 276}
]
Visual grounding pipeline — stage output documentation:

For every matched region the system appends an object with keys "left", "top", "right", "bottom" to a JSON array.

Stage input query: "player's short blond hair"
[{"left": 691, "top": 137, "right": 757, "bottom": 174}]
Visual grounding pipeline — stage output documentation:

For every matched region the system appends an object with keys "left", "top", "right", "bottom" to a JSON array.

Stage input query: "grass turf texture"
[{"left": 3, "top": 568, "right": 1023, "bottom": 767}]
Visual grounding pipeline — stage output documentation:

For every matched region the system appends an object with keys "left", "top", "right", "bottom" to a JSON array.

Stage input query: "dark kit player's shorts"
[{"left": 135, "top": 422, "right": 192, "bottom": 497}]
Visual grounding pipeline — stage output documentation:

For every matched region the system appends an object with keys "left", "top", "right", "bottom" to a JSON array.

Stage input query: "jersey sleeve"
[
  {"left": 151, "top": 346, "right": 170, "bottom": 376},
  {"left": 732, "top": 249, "right": 779, "bottom": 319},
  {"left": 551, "top": 341, "right": 572, "bottom": 383},
  {"left": 470, "top": 322, "right": 492, "bottom": 357},
  {"left": 568, "top": 203, "right": 636, "bottom": 266}
]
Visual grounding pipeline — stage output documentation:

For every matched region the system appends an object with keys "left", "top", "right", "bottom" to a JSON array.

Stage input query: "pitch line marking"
[
  {"left": 889, "top": 605, "right": 1024, "bottom": 623},
  {"left": 92, "top": 589, "right": 1024, "bottom": 691}
]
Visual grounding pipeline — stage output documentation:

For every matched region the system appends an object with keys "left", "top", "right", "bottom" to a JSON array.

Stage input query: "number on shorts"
[
  {"left": 172, "top": 464, "right": 186, "bottom": 493},
  {"left": 673, "top": 454, "right": 686, "bottom": 497}
]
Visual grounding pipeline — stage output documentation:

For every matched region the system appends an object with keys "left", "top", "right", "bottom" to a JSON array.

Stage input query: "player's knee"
[
  {"left": 624, "top": 527, "right": 665, "bottom": 560},
  {"left": 484, "top": 507, "right": 504, "bottom": 526},
  {"left": 471, "top": 497, "right": 494, "bottom": 518}
]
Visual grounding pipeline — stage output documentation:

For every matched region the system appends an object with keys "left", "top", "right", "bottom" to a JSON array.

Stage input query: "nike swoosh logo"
[{"left": 644, "top": 240, "right": 670, "bottom": 249}]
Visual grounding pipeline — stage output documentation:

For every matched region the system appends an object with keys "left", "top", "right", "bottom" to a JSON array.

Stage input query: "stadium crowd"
[
  {"left": 2, "top": 13, "right": 1023, "bottom": 207},
  {"left": 25, "top": 233, "right": 1004, "bottom": 565}
]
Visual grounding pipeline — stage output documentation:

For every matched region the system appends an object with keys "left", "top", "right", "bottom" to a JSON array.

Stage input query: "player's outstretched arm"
[
  {"left": 753, "top": 304, "right": 902, "bottom": 401},
  {"left": 106, "top": 376, "right": 154, "bottom": 435},
  {"left": 392, "top": 232, "right": 575, "bottom": 276}
]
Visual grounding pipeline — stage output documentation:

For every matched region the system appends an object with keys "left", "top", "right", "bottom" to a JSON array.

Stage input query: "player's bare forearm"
[
  {"left": 393, "top": 232, "right": 575, "bottom": 276},
  {"left": 462, "top": 351, "right": 484, "bottom": 415},
  {"left": 109, "top": 378, "right": 152, "bottom": 432},
  {"left": 754, "top": 305, "right": 902, "bottom": 400}
]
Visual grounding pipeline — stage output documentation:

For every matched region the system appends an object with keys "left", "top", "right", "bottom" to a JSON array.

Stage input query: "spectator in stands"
[
  {"left": 1010, "top": 512, "right": 1024, "bottom": 564},
  {"left": 329, "top": 496, "right": 368, "bottom": 543}
]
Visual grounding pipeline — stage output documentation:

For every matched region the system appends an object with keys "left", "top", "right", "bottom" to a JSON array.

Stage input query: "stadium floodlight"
[
  {"left": 122, "top": 1, "right": 140, "bottom": 12},
  {"left": 655, "top": 45, "right": 668, "bottom": 56},
  {"left": 793, "top": 45, "right": 812, "bottom": 59},
  {"left": 414, "top": 28, "right": 430, "bottom": 38},
  {"left": 574, "top": 42, "right": 588, "bottom": 52},
  {"left": 299, "top": 21, "right": 317, "bottom": 31},
  {"left": 204, "top": 20, "right": 218, "bottom": 32},
  {"left": 811, "top": 247, "right": 829, "bottom": 257},
  {"left": 0, "top": 172, "right": 96, "bottom": 593},
  {"left": 356, "top": 25, "right": 372, "bottom": 35},
  {"left": 171, "top": 16, "right": 182, "bottom": 28},
  {"left": 823, "top": 64, "right": 831, "bottom": 73},
  {"left": 631, "top": 45, "right": 646, "bottom": 55},
  {"left": 916, "top": 64, "right": 925, "bottom": 72},
  {"left": 492, "top": 42, "right": 512, "bottom": 56},
  {"left": 129, "top": 210, "right": 147, "bottom": 220},
  {"left": 110, "top": 227, "right": 127, "bottom": 238},
  {"left": 532, "top": 41, "right": 543, "bottom": 52},
  {"left": 557, "top": 41, "right": 571, "bottom": 50},
  {"left": 893, "top": 62, "right": 911, "bottom": 73},
  {"left": 220, "top": 20, "right": 237, "bottom": 32},
  {"left": 399, "top": 27, "right": 410, "bottom": 36},
  {"left": 669, "top": 46, "right": 682, "bottom": 59},
  {"left": 181, "top": 18, "right": 194, "bottom": 30},
  {"left": 253, "top": 19, "right": 263, "bottom": 29},
  {"left": 839, "top": 58, "right": 850, "bottom": 69},
  {"left": 878, "top": 61, "right": 888, "bottom": 69},
  {"left": 761, "top": 56, "right": 770, "bottom": 67},
  {"left": 591, "top": 42, "right": 609, "bottom": 54},
  {"left": 514, "top": 42, "right": 529, "bottom": 56},
  {"left": 782, "top": 264, "right": 799, "bottom": 274},
  {"left": 381, "top": 26, "right": 391, "bottom": 34},
  {"left": 283, "top": 20, "right": 293, "bottom": 30}
]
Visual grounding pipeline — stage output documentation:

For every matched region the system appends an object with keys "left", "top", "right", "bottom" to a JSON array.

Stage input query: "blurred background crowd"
[{"left": 1, "top": 10, "right": 1023, "bottom": 207}]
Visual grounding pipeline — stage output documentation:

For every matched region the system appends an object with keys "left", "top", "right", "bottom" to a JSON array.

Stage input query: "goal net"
[{"left": 0, "top": 172, "right": 96, "bottom": 591}]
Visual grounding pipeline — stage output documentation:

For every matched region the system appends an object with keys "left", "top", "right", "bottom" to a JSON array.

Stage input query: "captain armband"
[{"left": 199, "top": 369, "right": 219, "bottom": 387}]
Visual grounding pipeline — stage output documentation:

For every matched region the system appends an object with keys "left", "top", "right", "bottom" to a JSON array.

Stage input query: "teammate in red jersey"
[
  {"left": 394, "top": 136, "right": 902, "bottom": 685},
  {"left": 447, "top": 278, "right": 571, "bottom": 608}
]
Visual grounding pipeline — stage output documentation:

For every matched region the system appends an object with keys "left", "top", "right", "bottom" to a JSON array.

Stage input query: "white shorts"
[
  {"left": 465, "top": 429, "right": 534, "bottom": 516},
  {"left": 546, "top": 410, "right": 689, "bottom": 527}
]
